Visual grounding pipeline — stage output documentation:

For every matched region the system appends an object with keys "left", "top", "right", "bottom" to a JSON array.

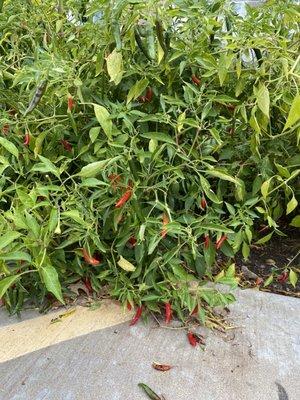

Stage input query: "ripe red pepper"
[
  {"left": 191, "top": 74, "right": 201, "bottom": 86},
  {"left": 200, "top": 197, "right": 207, "bottom": 209},
  {"left": 145, "top": 87, "right": 153, "bottom": 102},
  {"left": 187, "top": 332, "right": 197, "bottom": 347},
  {"left": 277, "top": 271, "right": 288, "bottom": 283},
  {"left": 130, "top": 306, "right": 143, "bottom": 326},
  {"left": 127, "top": 301, "right": 132, "bottom": 311},
  {"left": 165, "top": 302, "right": 172, "bottom": 324},
  {"left": 82, "top": 248, "right": 101, "bottom": 266},
  {"left": 24, "top": 132, "right": 30, "bottom": 146},
  {"left": 161, "top": 212, "right": 169, "bottom": 238},
  {"left": 68, "top": 96, "right": 74, "bottom": 111},
  {"left": 216, "top": 235, "right": 227, "bottom": 250},
  {"left": 191, "top": 305, "right": 199, "bottom": 315},
  {"left": 115, "top": 188, "right": 132, "bottom": 208},
  {"left": 83, "top": 278, "right": 93, "bottom": 294},
  {"left": 255, "top": 277, "right": 264, "bottom": 286},
  {"left": 60, "top": 139, "right": 72, "bottom": 152},
  {"left": 204, "top": 235, "right": 210, "bottom": 249},
  {"left": 128, "top": 236, "right": 137, "bottom": 247}
]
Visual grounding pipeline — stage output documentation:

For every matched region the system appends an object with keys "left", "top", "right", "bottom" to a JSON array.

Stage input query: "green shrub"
[{"left": 0, "top": 0, "right": 299, "bottom": 319}]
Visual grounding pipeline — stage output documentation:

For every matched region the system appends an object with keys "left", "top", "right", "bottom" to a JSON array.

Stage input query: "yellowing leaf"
[
  {"left": 117, "top": 256, "right": 136, "bottom": 272},
  {"left": 126, "top": 78, "right": 149, "bottom": 105},
  {"left": 289, "top": 269, "right": 298, "bottom": 288},
  {"left": 284, "top": 94, "right": 300, "bottom": 131},
  {"left": 106, "top": 49, "right": 123, "bottom": 85},
  {"left": 261, "top": 178, "right": 271, "bottom": 199},
  {"left": 286, "top": 195, "right": 298, "bottom": 215}
]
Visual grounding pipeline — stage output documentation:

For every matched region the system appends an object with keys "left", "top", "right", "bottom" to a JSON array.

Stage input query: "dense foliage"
[{"left": 0, "top": 0, "right": 299, "bottom": 320}]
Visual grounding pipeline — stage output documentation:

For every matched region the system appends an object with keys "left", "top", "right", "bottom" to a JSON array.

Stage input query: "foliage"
[{"left": 0, "top": 0, "right": 299, "bottom": 319}]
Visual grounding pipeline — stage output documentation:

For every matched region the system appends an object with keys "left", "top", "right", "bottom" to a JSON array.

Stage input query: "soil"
[{"left": 234, "top": 227, "right": 300, "bottom": 297}]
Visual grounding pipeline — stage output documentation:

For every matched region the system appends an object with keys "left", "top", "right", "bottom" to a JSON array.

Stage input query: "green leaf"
[
  {"left": 127, "top": 78, "right": 149, "bottom": 104},
  {"left": 256, "top": 83, "right": 270, "bottom": 118},
  {"left": 106, "top": 49, "right": 123, "bottom": 85},
  {"left": 286, "top": 195, "right": 298, "bottom": 215},
  {"left": 31, "top": 156, "right": 60, "bottom": 178},
  {"left": 0, "top": 275, "right": 21, "bottom": 298},
  {"left": 117, "top": 256, "right": 136, "bottom": 271},
  {"left": 40, "top": 265, "right": 64, "bottom": 304},
  {"left": 263, "top": 274, "right": 273, "bottom": 287},
  {"left": 289, "top": 270, "right": 298, "bottom": 288},
  {"left": 61, "top": 210, "right": 86, "bottom": 225},
  {"left": 284, "top": 94, "right": 300, "bottom": 131},
  {"left": 94, "top": 105, "right": 113, "bottom": 140},
  {"left": 255, "top": 232, "right": 273, "bottom": 244},
  {"left": 89, "top": 127, "right": 101, "bottom": 143},
  {"left": 200, "top": 224, "right": 234, "bottom": 234},
  {"left": 0, "top": 137, "right": 19, "bottom": 158},
  {"left": 141, "top": 132, "right": 176, "bottom": 145},
  {"left": 0, "top": 251, "right": 31, "bottom": 262},
  {"left": 0, "top": 231, "right": 21, "bottom": 250},
  {"left": 290, "top": 215, "right": 300, "bottom": 228},
  {"left": 274, "top": 162, "right": 290, "bottom": 179},
  {"left": 77, "top": 156, "right": 121, "bottom": 178},
  {"left": 206, "top": 170, "right": 240, "bottom": 186}
]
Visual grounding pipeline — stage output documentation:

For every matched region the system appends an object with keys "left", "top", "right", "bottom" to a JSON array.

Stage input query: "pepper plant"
[{"left": 0, "top": 0, "right": 299, "bottom": 321}]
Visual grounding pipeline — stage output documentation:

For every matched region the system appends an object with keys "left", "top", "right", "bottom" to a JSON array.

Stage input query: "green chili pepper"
[
  {"left": 134, "top": 28, "right": 152, "bottom": 61},
  {"left": 155, "top": 19, "right": 166, "bottom": 53},
  {"left": 0, "top": 1, "right": 3, "bottom": 13},
  {"left": 24, "top": 80, "right": 47, "bottom": 116},
  {"left": 164, "top": 30, "right": 171, "bottom": 53},
  {"left": 112, "top": 19, "right": 122, "bottom": 51},
  {"left": 145, "top": 23, "right": 155, "bottom": 61},
  {"left": 253, "top": 48, "right": 263, "bottom": 67}
]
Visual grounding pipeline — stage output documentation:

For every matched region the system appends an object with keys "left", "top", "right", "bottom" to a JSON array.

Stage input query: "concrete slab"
[{"left": 0, "top": 289, "right": 299, "bottom": 400}]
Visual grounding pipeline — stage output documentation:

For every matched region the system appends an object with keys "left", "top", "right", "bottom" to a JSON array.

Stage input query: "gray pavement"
[{"left": 0, "top": 288, "right": 299, "bottom": 400}]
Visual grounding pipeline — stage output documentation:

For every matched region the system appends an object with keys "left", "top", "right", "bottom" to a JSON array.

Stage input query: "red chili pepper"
[
  {"left": 165, "top": 302, "right": 172, "bottom": 324},
  {"left": 216, "top": 235, "right": 227, "bottom": 250},
  {"left": 130, "top": 306, "right": 143, "bottom": 326},
  {"left": 115, "top": 188, "right": 132, "bottom": 208},
  {"left": 127, "top": 301, "right": 132, "bottom": 311},
  {"left": 204, "top": 235, "right": 210, "bottom": 249},
  {"left": 277, "top": 271, "right": 288, "bottom": 283},
  {"left": 200, "top": 197, "right": 207, "bottom": 209},
  {"left": 128, "top": 236, "right": 137, "bottom": 248},
  {"left": 191, "top": 74, "right": 201, "bottom": 86},
  {"left": 83, "top": 278, "right": 93, "bottom": 294},
  {"left": 226, "top": 104, "right": 235, "bottom": 112},
  {"left": 68, "top": 96, "right": 74, "bottom": 111},
  {"left": 255, "top": 277, "right": 264, "bottom": 286},
  {"left": 161, "top": 212, "right": 169, "bottom": 238},
  {"left": 187, "top": 332, "right": 197, "bottom": 347},
  {"left": 24, "top": 132, "right": 30, "bottom": 146},
  {"left": 2, "top": 124, "right": 9, "bottom": 135},
  {"left": 191, "top": 305, "right": 199, "bottom": 315},
  {"left": 145, "top": 87, "right": 153, "bottom": 102},
  {"left": 82, "top": 248, "right": 101, "bottom": 266},
  {"left": 60, "top": 139, "right": 72, "bottom": 152},
  {"left": 138, "top": 96, "right": 146, "bottom": 103}
]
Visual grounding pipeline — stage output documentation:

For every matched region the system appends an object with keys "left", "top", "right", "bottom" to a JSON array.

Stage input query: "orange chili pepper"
[
  {"left": 161, "top": 212, "right": 169, "bottom": 238},
  {"left": 204, "top": 235, "right": 210, "bottom": 249},
  {"left": 191, "top": 74, "right": 201, "bottom": 86},
  {"left": 68, "top": 96, "right": 74, "bottom": 111},
  {"left": 216, "top": 235, "right": 227, "bottom": 250},
  {"left": 82, "top": 248, "right": 101, "bottom": 266},
  {"left": 24, "top": 132, "right": 30, "bottom": 146},
  {"left": 115, "top": 188, "right": 132, "bottom": 208}
]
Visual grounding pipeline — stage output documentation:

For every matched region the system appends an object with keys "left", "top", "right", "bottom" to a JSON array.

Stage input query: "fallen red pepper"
[
  {"left": 191, "top": 74, "right": 201, "bottom": 86},
  {"left": 68, "top": 96, "right": 74, "bottom": 111},
  {"left": 115, "top": 188, "right": 132, "bottom": 208},
  {"left": 83, "top": 278, "right": 93, "bottom": 294},
  {"left": 165, "top": 302, "right": 172, "bottom": 324},
  {"left": 130, "top": 306, "right": 143, "bottom": 326},
  {"left": 216, "top": 235, "right": 227, "bottom": 250},
  {"left": 82, "top": 248, "right": 101, "bottom": 266},
  {"left": 277, "top": 271, "right": 288, "bottom": 283},
  {"left": 255, "top": 277, "right": 264, "bottom": 286},
  {"left": 24, "top": 132, "right": 30, "bottom": 146},
  {"left": 200, "top": 197, "right": 207, "bottom": 209},
  {"left": 187, "top": 332, "right": 197, "bottom": 347},
  {"left": 60, "top": 139, "right": 72, "bottom": 152}
]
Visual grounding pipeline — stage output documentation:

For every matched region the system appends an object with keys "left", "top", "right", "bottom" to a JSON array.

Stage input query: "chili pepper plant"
[{"left": 0, "top": 0, "right": 299, "bottom": 321}]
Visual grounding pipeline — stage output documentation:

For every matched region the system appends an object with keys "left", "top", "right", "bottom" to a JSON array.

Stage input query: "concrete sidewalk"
[{"left": 0, "top": 289, "right": 299, "bottom": 400}]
